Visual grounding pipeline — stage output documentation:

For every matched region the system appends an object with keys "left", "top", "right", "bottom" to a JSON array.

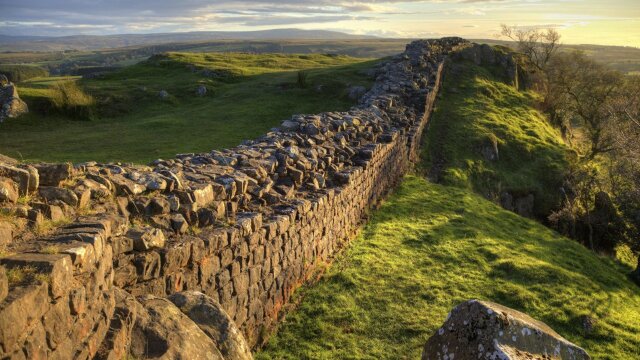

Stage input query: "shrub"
[
  {"left": 297, "top": 71, "right": 309, "bottom": 88},
  {"left": 0, "top": 65, "right": 49, "bottom": 83},
  {"left": 49, "top": 81, "right": 95, "bottom": 120}
]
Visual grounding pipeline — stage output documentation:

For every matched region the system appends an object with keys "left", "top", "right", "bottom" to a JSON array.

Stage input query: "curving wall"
[{"left": 0, "top": 38, "right": 469, "bottom": 359}]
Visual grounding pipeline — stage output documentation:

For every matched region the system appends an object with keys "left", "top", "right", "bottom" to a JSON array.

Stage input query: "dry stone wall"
[{"left": 0, "top": 38, "right": 469, "bottom": 359}]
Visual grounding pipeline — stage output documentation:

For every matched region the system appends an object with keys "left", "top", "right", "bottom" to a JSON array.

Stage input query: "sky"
[{"left": 0, "top": 0, "right": 639, "bottom": 47}]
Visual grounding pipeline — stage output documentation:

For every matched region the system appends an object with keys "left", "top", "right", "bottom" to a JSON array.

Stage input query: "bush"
[
  {"left": 49, "top": 81, "right": 95, "bottom": 120},
  {"left": 0, "top": 65, "right": 49, "bottom": 83},
  {"left": 297, "top": 71, "right": 309, "bottom": 88}
]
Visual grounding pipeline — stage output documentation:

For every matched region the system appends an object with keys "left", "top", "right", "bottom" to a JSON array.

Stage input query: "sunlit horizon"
[{"left": 1, "top": 0, "right": 639, "bottom": 47}]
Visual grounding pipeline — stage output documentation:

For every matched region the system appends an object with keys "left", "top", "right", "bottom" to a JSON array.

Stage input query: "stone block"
[
  {"left": 0, "top": 164, "right": 31, "bottom": 195},
  {"left": 33, "top": 163, "right": 73, "bottom": 186},
  {"left": 0, "top": 283, "right": 49, "bottom": 354},
  {"left": 0, "top": 253, "right": 73, "bottom": 299},
  {"left": 39, "top": 186, "right": 79, "bottom": 207},
  {"left": 0, "top": 177, "right": 18, "bottom": 203},
  {"left": 128, "top": 227, "right": 166, "bottom": 251},
  {"left": 133, "top": 251, "right": 161, "bottom": 281}
]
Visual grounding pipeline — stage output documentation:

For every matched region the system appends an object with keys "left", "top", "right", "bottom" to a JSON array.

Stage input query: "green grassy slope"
[
  {"left": 0, "top": 53, "right": 377, "bottom": 164},
  {"left": 422, "top": 61, "right": 569, "bottom": 217},
  {"left": 256, "top": 176, "right": 640, "bottom": 360},
  {"left": 256, "top": 56, "right": 640, "bottom": 359}
]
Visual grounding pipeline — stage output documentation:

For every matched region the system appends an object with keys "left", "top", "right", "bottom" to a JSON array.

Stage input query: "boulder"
[
  {"left": 196, "top": 85, "right": 208, "bottom": 97},
  {"left": 0, "top": 177, "right": 19, "bottom": 203},
  {"left": 127, "top": 227, "right": 166, "bottom": 251},
  {"left": 33, "top": 163, "right": 73, "bottom": 186},
  {"left": 130, "top": 295, "right": 224, "bottom": 360},
  {"left": 158, "top": 90, "right": 170, "bottom": 100},
  {"left": 0, "top": 82, "right": 28, "bottom": 122},
  {"left": 168, "top": 291, "right": 253, "bottom": 360},
  {"left": 39, "top": 186, "right": 79, "bottom": 207},
  {"left": 348, "top": 85, "right": 367, "bottom": 100},
  {"left": 422, "top": 300, "right": 590, "bottom": 360}
]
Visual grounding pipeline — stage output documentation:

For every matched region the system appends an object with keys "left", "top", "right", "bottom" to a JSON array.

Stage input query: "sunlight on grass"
[
  {"left": 0, "top": 53, "right": 378, "bottom": 164},
  {"left": 257, "top": 176, "right": 640, "bottom": 360},
  {"left": 422, "top": 62, "right": 569, "bottom": 217}
]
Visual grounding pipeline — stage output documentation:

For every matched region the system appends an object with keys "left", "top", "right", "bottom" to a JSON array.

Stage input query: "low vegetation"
[
  {"left": 48, "top": 80, "right": 96, "bottom": 120},
  {"left": 0, "top": 64, "right": 49, "bottom": 82},
  {"left": 257, "top": 176, "right": 640, "bottom": 359},
  {"left": 0, "top": 53, "right": 378, "bottom": 163},
  {"left": 6, "top": 265, "right": 49, "bottom": 287},
  {"left": 422, "top": 61, "right": 569, "bottom": 217}
]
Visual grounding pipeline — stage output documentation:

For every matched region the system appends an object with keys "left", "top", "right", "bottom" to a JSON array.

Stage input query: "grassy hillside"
[
  {"left": 0, "top": 53, "right": 377, "bottom": 163},
  {"left": 256, "top": 53, "right": 640, "bottom": 359},
  {"left": 256, "top": 176, "right": 640, "bottom": 359},
  {"left": 422, "top": 61, "right": 569, "bottom": 217}
]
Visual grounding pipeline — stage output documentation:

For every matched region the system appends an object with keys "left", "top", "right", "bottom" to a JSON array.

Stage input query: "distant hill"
[{"left": 0, "top": 29, "right": 376, "bottom": 52}]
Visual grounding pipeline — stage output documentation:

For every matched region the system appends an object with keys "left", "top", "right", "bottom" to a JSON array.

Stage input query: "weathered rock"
[
  {"left": 0, "top": 266, "right": 7, "bottom": 303},
  {"left": 196, "top": 85, "right": 208, "bottom": 97},
  {"left": 39, "top": 186, "right": 79, "bottom": 207},
  {"left": 158, "top": 90, "right": 170, "bottom": 100},
  {"left": 0, "top": 177, "right": 19, "bottom": 203},
  {"left": 0, "top": 164, "right": 33, "bottom": 195},
  {"left": 0, "top": 82, "right": 28, "bottom": 122},
  {"left": 348, "top": 85, "right": 367, "bottom": 100},
  {"left": 168, "top": 291, "right": 253, "bottom": 360},
  {"left": 422, "top": 300, "right": 590, "bottom": 360},
  {"left": 0, "top": 253, "right": 73, "bottom": 299},
  {"left": 130, "top": 295, "right": 224, "bottom": 360},
  {"left": 128, "top": 227, "right": 166, "bottom": 251},
  {"left": 95, "top": 288, "right": 138, "bottom": 360},
  {"left": 0, "top": 221, "right": 13, "bottom": 247},
  {"left": 33, "top": 163, "right": 73, "bottom": 186},
  {"left": 514, "top": 194, "right": 534, "bottom": 218},
  {"left": 280, "top": 120, "right": 299, "bottom": 131}
]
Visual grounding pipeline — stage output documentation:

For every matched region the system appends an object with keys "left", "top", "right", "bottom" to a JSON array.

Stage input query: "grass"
[
  {"left": 0, "top": 52, "right": 377, "bottom": 164},
  {"left": 6, "top": 265, "right": 50, "bottom": 287},
  {"left": 256, "top": 176, "right": 640, "bottom": 359},
  {"left": 422, "top": 60, "right": 569, "bottom": 217},
  {"left": 256, "top": 52, "right": 640, "bottom": 359}
]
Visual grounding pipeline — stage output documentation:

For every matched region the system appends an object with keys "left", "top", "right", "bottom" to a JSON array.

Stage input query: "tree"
[
  {"left": 500, "top": 25, "right": 560, "bottom": 70},
  {"left": 546, "top": 52, "right": 623, "bottom": 159},
  {"left": 605, "top": 76, "right": 640, "bottom": 282}
]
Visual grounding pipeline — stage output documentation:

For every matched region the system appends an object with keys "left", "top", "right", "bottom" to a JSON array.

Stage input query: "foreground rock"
[
  {"left": 0, "top": 75, "right": 29, "bottom": 122},
  {"left": 130, "top": 295, "right": 225, "bottom": 360},
  {"left": 169, "top": 291, "right": 253, "bottom": 360},
  {"left": 422, "top": 300, "right": 590, "bottom": 360}
]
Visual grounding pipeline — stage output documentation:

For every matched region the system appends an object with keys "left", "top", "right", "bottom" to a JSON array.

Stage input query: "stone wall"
[{"left": 0, "top": 38, "right": 469, "bottom": 359}]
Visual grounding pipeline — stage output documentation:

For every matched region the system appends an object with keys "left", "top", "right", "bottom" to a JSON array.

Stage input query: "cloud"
[{"left": 0, "top": 0, "right": 399, "bottom": 35}]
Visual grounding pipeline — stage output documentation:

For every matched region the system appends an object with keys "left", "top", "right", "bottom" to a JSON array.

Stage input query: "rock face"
[
  {"left": 348, "top": 85, "right": 367, "bottom": 100},
  {"left": 169, "top": 291, "right": 253, "bottom": 360},
  {"left": 196, "top": 85, "right": 208, "bottom": 97},
  {"left": 130, "top": 295, "right": 225, "bottom": 360},
  {"left": 0, "top": 75, "right": 29, "bottom": 122},
  {"left": 453, "top": 44, "right": 519, "bottom": 89},
  {"left": 422, "top": 300, "right": 590, "bottom": 360}
]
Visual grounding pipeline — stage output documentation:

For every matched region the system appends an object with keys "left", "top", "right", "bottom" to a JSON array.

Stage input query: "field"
[
  {"left": 0, "top": 53, "right": 378, "bottom": 163},
  {"left": 255, "top": 56, "right": 640, "bottom": 359}
]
